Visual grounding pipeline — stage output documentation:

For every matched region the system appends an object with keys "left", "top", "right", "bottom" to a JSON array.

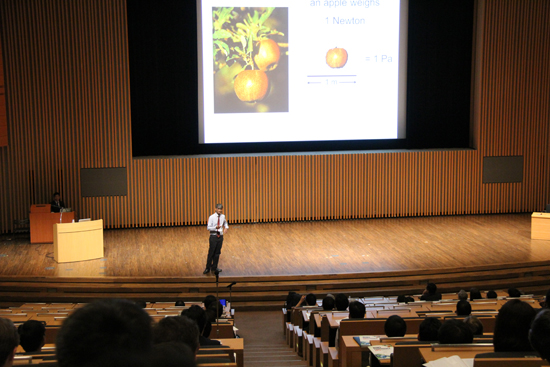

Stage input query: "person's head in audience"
[
  {"left": 529, "top": 309, "right": 550, "bottom": 361},
  {"left": 322, "top": 296, "right": 335, "bottom": 311},
  {"left": 334, "top": 293, "right": 349, "bottom": 311},
  {"left": 17, "top": 320, "right": 45, "bottom": 353},
  {"left": 508, "top": 288, "right": 522, "bottom": 298},
  {"left": 175, "top": 300, "right": 186, "bottom": 307},
  {"left": 456, "top": 300, "right": 472, "bottom": 316},
  {"left": 56, "top": 299, "right": 152, "bottom": 367},
  {"left": 418, "top": 317, "right": 442, "bottom": 342},
  {"left": 285, "top": 292, "right": 302, "bottom": 309},
  {"left": 396, "top": 295, "right": 415, "bottom": 303},
  {"left": 493, "top": 299, "right": 536, "bottom": 352},
  {"left": 206, "top": 301, "right": 223, "bottom": 319},
  {"left": 464, "top": 315, "right": 484, "bottom": 336},
  {"left": 135, "top": 300, "right": 147, "bottom": 308},
  {"left": 486, "top": 290, "right": 497, "bottom": 299},
  {"left": 348, "top": 301, "right": 365, "bottom": 319},
  {"left": 384, "top": 315, "right": 407, "bottom": 337},
  {"left": 426, "top": 283, "right": 438, "bottom": 295},
  {"left": 153, "top": 316, "right": 200, "bottom": 357},
  {"left": 469, "top": 288, "right": 482, "bottom": 301},
  {"left": 149, "top": 342, "right": 197, "bottom": 367},
  {"left": 181, "top": 305, "right": 208, "bottom": 336},
  {"left": 203, "top": 295, "right": 218, "bottom": 309},
  {"left": 306, "top": 293, "right": 317, "bottom": 306},
  {"left": 0, "top": 318, "right": 19, "bottom": 367},
  {"left": 458, "top": 290, "right": 468, "bottom": 301},
  {"left": 438, "top": 319, "right": 473, "bottom": 344}
]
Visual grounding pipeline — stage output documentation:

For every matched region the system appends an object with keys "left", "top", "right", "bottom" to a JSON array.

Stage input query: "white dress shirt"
[{"left": 207, "top": 213, "right": 228, "bottom": 235}]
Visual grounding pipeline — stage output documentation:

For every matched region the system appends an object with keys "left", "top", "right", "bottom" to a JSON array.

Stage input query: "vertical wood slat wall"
[
  {"left": 0, "top": 0, "right": 549, "bottom": 233},
  {"left": 0, "top": 30, "right": 7, "bottom": 147}
]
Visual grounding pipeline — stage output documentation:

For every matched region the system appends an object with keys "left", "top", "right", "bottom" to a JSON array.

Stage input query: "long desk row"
[{"left": 283, "top": 293, "right": 544, "bottom": 367}]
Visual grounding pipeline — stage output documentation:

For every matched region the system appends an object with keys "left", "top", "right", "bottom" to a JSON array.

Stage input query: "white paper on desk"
[
  {"left": 335, "top": 319, "right": 342, "bottom": 325},
  {"left": 367, "top": 345, "right": 393, "bottom": 360},
  {"left": 423, "top": 355, "right": 474, "bottom": 367}
]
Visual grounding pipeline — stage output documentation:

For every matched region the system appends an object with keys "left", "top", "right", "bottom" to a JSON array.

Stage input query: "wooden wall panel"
[
  {"left": 0, "top": 31, "right": 6, "bottom": 147},
  {"left": 0, "top": 0, "right": 549, "bottom": 233}
]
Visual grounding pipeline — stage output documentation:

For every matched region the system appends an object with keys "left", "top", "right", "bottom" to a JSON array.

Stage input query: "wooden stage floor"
[{"left": 1, "top": 213, "right": 549, "bottom": 278}]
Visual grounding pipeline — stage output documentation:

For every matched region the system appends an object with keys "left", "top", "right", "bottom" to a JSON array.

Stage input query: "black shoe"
[
  {"left": 213, "top": 268, "right": 222, "bottom": 274},
  {"left": 203, "top": 268, "right": 210, "bottom": 274}
]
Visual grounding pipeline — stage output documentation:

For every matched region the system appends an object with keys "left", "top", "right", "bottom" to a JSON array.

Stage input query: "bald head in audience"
[
  {"left": 56, "top": 299, "right": 152, "bottom": 367},
  {"left": 0, "top": 318, "right": 19, "bottom": 367}
]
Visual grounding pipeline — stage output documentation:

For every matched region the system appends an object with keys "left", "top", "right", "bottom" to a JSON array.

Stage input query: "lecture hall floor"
[{"left": 1, "top": 213, "right": 549, "bottom": 278}]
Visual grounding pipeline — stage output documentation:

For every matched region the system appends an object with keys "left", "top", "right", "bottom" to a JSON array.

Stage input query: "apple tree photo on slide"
[{"left": 213, "top": 7, "right": 289, "bottom": 114}]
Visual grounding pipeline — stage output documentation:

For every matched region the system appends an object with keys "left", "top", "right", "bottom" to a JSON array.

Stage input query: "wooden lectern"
[
  {"left": 29, "top": 204, "right": 74, "bottom": 244},
  {"left": 531, "top": 212, "right": 550, "bottom": 240},
  {"left": 54, "top": 219, "right": 104, "bottom": 263}
]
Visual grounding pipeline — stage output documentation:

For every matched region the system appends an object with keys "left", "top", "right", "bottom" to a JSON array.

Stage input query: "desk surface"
[{"left": 419, "top": 346, "right": 494, "bottom": 362}]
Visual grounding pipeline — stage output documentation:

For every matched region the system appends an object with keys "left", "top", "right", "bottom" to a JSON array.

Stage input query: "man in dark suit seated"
[
  {"left": 420, "top": 283, "right": 442, "bottom": 301},
  {"left": 50, "top": 192, "right": 65, "bottom": 213}
]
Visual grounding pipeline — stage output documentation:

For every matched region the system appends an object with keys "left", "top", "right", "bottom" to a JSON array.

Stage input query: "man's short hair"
[
  {"left": 153, "top": 316, "right": 200, "bottom": 354},
  {"left": 456, "top": 300, "right": 472, "bottom": 316},
  {"left": 438, "top": 319, "right": 473, "bottom": 344},
  {"left": 334, "top": 293, "right": 349, "bottom": 311},
  {"left": 470, "top": 288, "right": 482, "bottom": 301},
  {"left": 17, "top": 320, "right": 45, "bottom": 352},
  {"left": 508, "top": 288, "right": 522, "bottom": 298},
  {"left": 0, "top": 318, "right": 19, "bottom": 367},
  {"left": 396, "top": 295, "right": 415, "bottom": 303},
  {"left": 529, "top": 309, "right": 550, "bottom": 361},
  {"left": 305, "top": 293, "right": 317, "bottom": 306},
  {"left": 457, "top": 290, "right": 468, "bottom": 301},
  {"left": 384, "top": 315, "right": 407, "bottom": 337},
  {"left": 53, "top": 192, "right": 60, "bottom": 197},
  {"left": 181, "top": 305, "right": 207, "bottom": 334},
  {"left": 203, "top": 295, "right": 217, "bottom": 309},
  {"left": 348, "top": 301, "right": 365, "bottom": 319},
  {"left": 426, "top": 283, "right": 437, "bottom": 295},
  {"left": 56, "top": 299, "right": 152, "bottom": 367},
  {"left": 322, "top": 296, "right": 335, "bottom": 311},
  {"left": 494, "top": 299, "right": 536, "bottom": 352},
  {"left": 486, "top": 290, "right": 498, "bottom": 299},
  {"left": 464, "top": 316, "right": 484, "bottom": 336},
  {"left": 215, "top": 204, "right": 223, "bottom": 209},
  {"left": 418, "top": 317, "right": 442, "bottom": 342}
]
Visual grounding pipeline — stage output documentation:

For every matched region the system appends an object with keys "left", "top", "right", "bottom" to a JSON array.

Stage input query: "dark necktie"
[{"left": 217, "top": 215, "right": 220, "bottom": 237}]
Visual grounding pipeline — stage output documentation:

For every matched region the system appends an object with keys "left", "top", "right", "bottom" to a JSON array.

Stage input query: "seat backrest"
[{"left": 392, "top": 343, "right": 431, "bottom": 367}]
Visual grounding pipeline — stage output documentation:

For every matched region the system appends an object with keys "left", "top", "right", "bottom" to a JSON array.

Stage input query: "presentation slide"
[{"left": 198, "top": 0, "right": 408, "bottom": 144}]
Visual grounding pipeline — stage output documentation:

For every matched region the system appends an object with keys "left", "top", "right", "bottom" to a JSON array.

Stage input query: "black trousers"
[{"left": 205, "top": 235, "right": 223, "bottom": 270}]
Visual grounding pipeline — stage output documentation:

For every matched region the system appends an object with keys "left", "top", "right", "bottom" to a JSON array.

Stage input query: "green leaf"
[
  {"left": 212, "top": 29, "right": 232, "bottom": 40},
  {"left": 240, "top": 35, "right": 247, "bottom": 50},
  {"left": 247, "top": 35, "right": 253, "bottom": 54},
  {"left": 214, "top": 40, "right": 230, "bottom": 57},
  {"left": 259, "top": 8, "right": 275, "bottom": 25}
]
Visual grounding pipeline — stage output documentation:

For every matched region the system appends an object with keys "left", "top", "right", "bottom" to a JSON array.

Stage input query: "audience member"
[
  {"left": 305, "top": 293, "right": 317, "bottom": 307},
  {"left": 384, "top": 315, "right": 407, "bottom": 337},
  {"left": 438, "top": 319, "right": 473, "bottom": 344},
  {"left": 529, "top": 309, "right": 550, "bottom": 361},
  {"left": 456, "top": 300, "right": 472, "bottom": 316},
  {"left": 493, "top": 299, "right": 536, "bottom": 352},
  {"left": 17, "top": 320, "right": 45, "bottom": 353},
  {"left": 507, "top": 288, "right": 522, "bottom": 298},
  {"left": 56, "top": 299, "right": 152, "bottom": 367},
  {"left": 149, "top": 342, "right": 196, "bottom": 367},
  {"left": 469, "top": 288, "right": 482, "bottom": 301},
  {"left": 181, "top": 305, "right": 221, "bottom": 346},
  {"left": 0, "top": 318, "right": 19, "bottom": 367},
  {"left": 334, "top": 293, "right": 349, "bottom": 311},
  {"left": 486, "top": 290, "right": 498, "bottom": 299},
  {"left": 348, "top": 301, "right": 365, "bottom": 319},
  {"left": 418, "top": 317, "right": 441, "bottom": 342},
  {"left": 322, "top": 296, "right": 335, "bottom": 311},
  {"left": 175, "top": 300, "right": 186, "bottom": 306},
  {"left": 204, "top": 295, "right": 218, "bottom": 309},
  {"left": 396, "top": 295, "right": 415, "bottom": 303},
  {"left": 540, "top": 288, "right": 550, "bottom": 308},
  {"left": 457, "top": 290, "right": 468, "bottom": 301},
  {"left": 153, "top": 316, "right": 200, "bottom": 356},
  {"left": 464, "top": 315, "right": 484, "bottom": 336},
  {"left": 420, "top": 283, "right": 442, "bottom": 301},
  {"left": 135, "top": 300, "right": 147, "bottom": 308}
]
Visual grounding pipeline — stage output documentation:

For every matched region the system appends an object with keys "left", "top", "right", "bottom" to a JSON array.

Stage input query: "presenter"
[
  {"left": 203, "top": 204, "right": 229, "bottom": 274},
  {"left": 50, "top": 192, "right": 66, "bottom": 213}
]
